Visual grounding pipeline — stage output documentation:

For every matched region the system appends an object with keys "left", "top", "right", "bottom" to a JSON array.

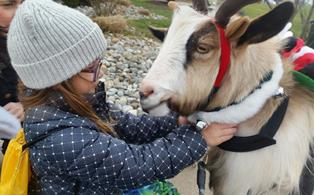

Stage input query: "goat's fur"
[{"left": 140, "top": 2, "right": 314, "bottom": 194}]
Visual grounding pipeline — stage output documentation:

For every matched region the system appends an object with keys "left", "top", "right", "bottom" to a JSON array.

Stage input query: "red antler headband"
[{"left": 212, "top": 21, "right": 231, "bottom": 88}]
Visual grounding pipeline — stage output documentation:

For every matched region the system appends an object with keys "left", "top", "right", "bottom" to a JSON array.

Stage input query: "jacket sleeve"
[
  {"left": 0, "top": 107, "right": 20, "bottom": 139},
  {"left": 40, "top": 125, "right": 207, "bottom": 192},
  {"left": 107, "top": 103, "right": 180, "bottom": 144}
]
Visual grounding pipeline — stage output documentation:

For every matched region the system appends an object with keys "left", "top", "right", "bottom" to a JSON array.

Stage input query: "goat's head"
[{"left": 140, "top": 0, "right": 294, "bottom": 116}]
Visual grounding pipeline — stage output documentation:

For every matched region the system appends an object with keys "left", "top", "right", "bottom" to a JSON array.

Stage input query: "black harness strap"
[
  {"left": 205, "top": 71, "right": 273, "bottom": 112},
  {"left": 196, "top": 95, "right": 289, "bottom": 195},
  {"left": 218, "top": 97, "right": 289, "bottom": 152}
]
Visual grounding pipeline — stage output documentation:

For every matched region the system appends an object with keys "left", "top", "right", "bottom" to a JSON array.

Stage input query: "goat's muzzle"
[{"left": 139, "top": 82, "right": 173, "bottom": 116}]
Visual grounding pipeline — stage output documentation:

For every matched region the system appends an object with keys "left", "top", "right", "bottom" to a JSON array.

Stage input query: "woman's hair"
[{"left": 19, "top": 81, "right": 114, "bottom": 134}]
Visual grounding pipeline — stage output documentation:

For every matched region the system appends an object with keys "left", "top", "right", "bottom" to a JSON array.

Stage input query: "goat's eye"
[{"left": 197, "top": 44, "right": 210, "bottom": 54}]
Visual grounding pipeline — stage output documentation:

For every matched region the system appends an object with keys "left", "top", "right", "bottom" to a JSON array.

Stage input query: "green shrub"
[
  {"left": 87, "top": 0, "right": 118, "bottom": 16},
  {"left": 307, "top": 21, "right": 314, "bottom": 48},
  {"left": 62, "top": 0, "right": 80, "bottom": 7},
  {"left": 138, "top": 8, "right": 150, "bottom": 16},
  {"left": 93, "top": 16, "right": 127, "bottom": 33},
  {"left": 117, "top": 0, "right": 132, "bottom": 7}
]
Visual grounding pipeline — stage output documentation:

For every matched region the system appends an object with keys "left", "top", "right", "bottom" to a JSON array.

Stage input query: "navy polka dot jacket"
[{"left": 23, "top": 82, "right": 207, "bottom": 194}]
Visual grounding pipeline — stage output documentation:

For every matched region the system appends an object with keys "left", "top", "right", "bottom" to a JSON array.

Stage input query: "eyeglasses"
[{"left": 79, "top": 58, "right": 103, "bottom": 82}]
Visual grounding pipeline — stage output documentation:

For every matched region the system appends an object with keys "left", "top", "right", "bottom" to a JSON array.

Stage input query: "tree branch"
[
  {"left": 264, "top": 0, "right": 273, "bottom": 9},
  {"left": 301, "top": 0, "right": 314, "bottom": 39}
]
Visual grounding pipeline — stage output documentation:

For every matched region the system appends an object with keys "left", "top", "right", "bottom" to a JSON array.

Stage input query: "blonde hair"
[{"left": 19, "top": 81, "right": 114, "bottom": 134}]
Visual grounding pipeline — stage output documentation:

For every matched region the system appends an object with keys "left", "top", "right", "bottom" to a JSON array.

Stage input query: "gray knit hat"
[{"left": 7, "top": 0, "right": 107, "bottom": 89}]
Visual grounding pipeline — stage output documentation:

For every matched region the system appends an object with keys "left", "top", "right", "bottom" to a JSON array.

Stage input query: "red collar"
[{"left": 212, "top": 21, "right": 231, "bottom": 88}]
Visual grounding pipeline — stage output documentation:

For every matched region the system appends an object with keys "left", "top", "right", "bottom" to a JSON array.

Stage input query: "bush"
[
  {"left": 93, "top": 16, "right": 127, "bottom": 33},
  {"left": 87, "top": 0, "right": 118, "bottom": 16},
  {"left": 307, "top": 21, "right": 314, "bottom": 49},
  {"left": 117, "top": 0, "right": 132, "bottom": 7},
  {"left": 62, "top": 0, "right": 80, "bottom": 7},
  {"left": 79, "top": 0, "right": 91, "bottom": 6},
  {"left": 138, "top": 8, "right": 150, "bottom": 16}
]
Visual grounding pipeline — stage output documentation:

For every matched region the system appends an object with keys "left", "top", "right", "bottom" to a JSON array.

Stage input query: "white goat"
[{"left": 140, "top": 0, "right": 314, "bottom": 194}]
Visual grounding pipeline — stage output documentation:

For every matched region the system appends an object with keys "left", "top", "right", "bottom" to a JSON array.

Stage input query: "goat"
[{"left": 139, "top": 0, "right": 314, "bottom": 194}]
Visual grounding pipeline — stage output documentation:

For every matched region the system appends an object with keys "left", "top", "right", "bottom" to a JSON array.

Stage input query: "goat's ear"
[
  {"left": 225, "top": 17, "right": 250, "bottom": 41},
  {"left": 237, "top": 1, "right": 294, "bottom": 46},
  {"left": 148, "top": 26, "right": 168, "bottom": 42}
]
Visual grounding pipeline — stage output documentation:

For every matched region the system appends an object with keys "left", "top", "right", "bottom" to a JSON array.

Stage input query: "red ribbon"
[
  {"left": 281, "top": 38, "right": 304, "bottom": 59},
  {"left": 213, "top": 21, "right": 231, "bottom": 88}
]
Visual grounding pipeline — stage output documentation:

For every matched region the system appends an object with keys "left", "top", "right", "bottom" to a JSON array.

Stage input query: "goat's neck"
[
  {"left": 240, "top": 62, "right": 295, "bottom": 135},
  {"left": 212, "top": 43, "right": 282, "bottom": 107},
  {"left": 197, "top": 43, "right": 286, "bottom": 125}
]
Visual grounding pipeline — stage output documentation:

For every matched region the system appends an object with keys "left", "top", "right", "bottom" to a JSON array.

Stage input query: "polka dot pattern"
[{"left": 24, "top": 84, "right": 207, "bottom": 194}]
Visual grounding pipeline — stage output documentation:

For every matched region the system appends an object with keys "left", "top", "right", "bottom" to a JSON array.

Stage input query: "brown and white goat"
[{"left": 139, "top": 0, "right": 314, "bottom": 194}]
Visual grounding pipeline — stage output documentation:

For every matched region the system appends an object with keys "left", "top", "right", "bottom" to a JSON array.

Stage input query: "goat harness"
[
  {"left": 206, "top": 21, "right": 288, "bottom": 152},
  {"left": 196, "top": 22, "right": 289, "bottom": 195}
]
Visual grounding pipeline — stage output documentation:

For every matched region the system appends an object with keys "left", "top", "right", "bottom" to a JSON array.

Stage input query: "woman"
[
  {"left": 0, "top": 0, "right": 23, "bottom": 153},
  {"left": 0, "top": 0, "right": 23, "bottom": 120},
  {"left": 8, "top": 0, "right": 236, "bottom": 194}
]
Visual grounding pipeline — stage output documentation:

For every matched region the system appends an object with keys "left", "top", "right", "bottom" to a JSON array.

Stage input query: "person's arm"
[
  {"left": 37, "top": 125, "right": 207, "bottom": 192},
  {"left": 3, "top": 102, "right": 24, "bottom": 122},
  {"left": 108, "top": 103, "right": 179, "bottom": 144},
  {"left": 0, "top": 106, "right": 20, "bottom": 139},
  {"left": 91, "top": 83, "right": 180, "bottom": 144}
]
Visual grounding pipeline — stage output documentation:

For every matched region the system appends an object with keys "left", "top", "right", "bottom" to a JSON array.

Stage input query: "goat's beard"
[
  {"left": 167, "top": 96, "right": 203, "bottom": 116},
  {"left": 146, "top": 102, "right": 171, "bottom": 117},
  {"left": 144, "top": 97, "right": 198, "bottom": 117},
  {"left": 144, "top": 92, "right": 209, "bottom": 117}
]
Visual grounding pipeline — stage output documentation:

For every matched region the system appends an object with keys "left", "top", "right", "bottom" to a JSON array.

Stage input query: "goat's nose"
[{"left": 139, "top": 84, "right": 154, "bottom": 100}]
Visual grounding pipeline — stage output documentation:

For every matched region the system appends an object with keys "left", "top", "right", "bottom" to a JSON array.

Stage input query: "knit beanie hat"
[{"left": 7, "top": 0, "right": 107, "bottom": 89}]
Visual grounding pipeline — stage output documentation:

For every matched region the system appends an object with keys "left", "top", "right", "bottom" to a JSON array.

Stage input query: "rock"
[
  {"left": 117, "top": 91, "right": 124, "bottom": 96},
  {"left": 95, "top": 33, "right": 161, "bottom": 116},
  {"left": 108, "top": 66, "right": 117, "bottom": 73},
  {"left": 137, "top": 109, "right": 146, "bottom": 116},
  {"left": 106, "top": 57, "right": 116, "bottom": 62},
  {"left": 112, "top": 37, "right": 119, "bottom": 44},
  {"left": 107, "top": 91, "right": 115, "bottom": 96},
  {"left": 117, "top": 97, "right": 128, "bottom": 105},
  {"left": 107, "top": 96, "right": 116, "bottom": 103},
  {"left": 108, "top": 88, "right": 118, "bottom": 94},
  {"left": 131, "top": 102, "right": 139, "bottom": 109},
  {"left": 128, "top": 109, "right": 138, "bottom": 116},
  {"left": 76, "top": 6, "right": 96, "bottom": 17},
  {"left": 112, "top": 44, "right": 125, "bottom": 53},
  {"left": 122, "top": 105, "right": 133, "bottom": 112}
]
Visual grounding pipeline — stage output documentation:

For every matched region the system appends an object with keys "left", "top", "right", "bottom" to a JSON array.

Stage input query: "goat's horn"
[
  {"left": 192, "top": 0, "right": 208, "bottom": 15},
  {"left": 215, "top": 0, "right": 261, "bottom": 28},
  {"left": 168, "top": 1, "right": 178, "bottom": 10}
]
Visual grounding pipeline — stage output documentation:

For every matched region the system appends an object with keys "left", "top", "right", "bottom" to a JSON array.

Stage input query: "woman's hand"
[
  {"left": 4, "top": 102, "right": 24, "bottom": 122},
  {"left": 201, "top": 123, "right": 237, "bottom": 147}
]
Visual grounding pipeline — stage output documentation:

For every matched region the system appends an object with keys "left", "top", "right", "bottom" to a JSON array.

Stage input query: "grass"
[
  {"left": 130, "top": 0, "right": 172, "bottom": 18},
  {"left": 126, "top": 1, "right": 314, "bottom": 38},
  {"left": 126, "top": 0, "right": 172, "bottom": 38},
  {"left": 128, "top": 18, "right": 171, "bottom": 37}
]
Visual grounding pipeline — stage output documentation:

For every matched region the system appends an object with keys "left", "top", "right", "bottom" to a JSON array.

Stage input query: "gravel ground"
[
  {"left": 102, "top": 33, "right": 213, "bottom": 194},
  {"left": 0, "top": 4, "right": 213, "bottom": 193}
]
